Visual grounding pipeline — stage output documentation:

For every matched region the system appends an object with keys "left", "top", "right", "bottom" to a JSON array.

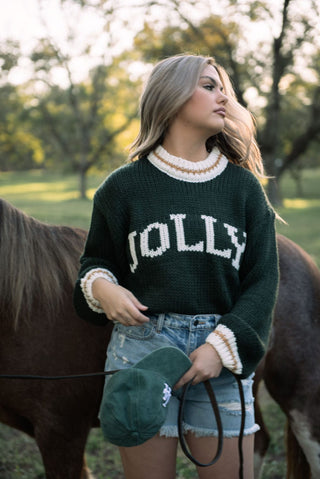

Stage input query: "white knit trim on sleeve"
[
  {"left": 80, "top": 268, "right": 118, "bottom": 313},
  {"left": 206, "top": 324, "right": 243, "bottom": 374}
]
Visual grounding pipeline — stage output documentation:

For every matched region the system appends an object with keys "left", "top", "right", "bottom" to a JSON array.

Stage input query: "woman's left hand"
[{"left": 174, "top": 343, "right": 223, "bottom": 389}]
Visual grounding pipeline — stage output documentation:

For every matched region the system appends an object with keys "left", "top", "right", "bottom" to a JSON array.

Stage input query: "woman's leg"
[
  {"left": 185, "top": 432, "right": 255, "bottom": 479},
  {"left": 119, "top": 434, "right": 179, "bottom": 479}
]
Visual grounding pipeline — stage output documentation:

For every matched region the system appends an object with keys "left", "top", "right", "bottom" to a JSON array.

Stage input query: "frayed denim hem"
[
  {"left": 159, "top": 424, "right": 178, "bottom": 438},
  {"left": 159, "top": 422, "right": 260, "bottom": 439}
]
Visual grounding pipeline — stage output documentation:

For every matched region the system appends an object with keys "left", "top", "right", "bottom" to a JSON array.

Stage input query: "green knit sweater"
[{"left": 73, "top": 146, "right": 279, "bottom": 378}]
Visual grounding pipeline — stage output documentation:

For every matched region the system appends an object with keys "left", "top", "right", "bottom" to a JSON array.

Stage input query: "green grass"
[
  {"left": 0, "top": 170, "right": 105, "bottom": 228},
  {"left": 0, "top": 166, "right": 319, "bottom": 478},
  {"left": 276, "top": 169, "right": 320, "bottom": 265}
]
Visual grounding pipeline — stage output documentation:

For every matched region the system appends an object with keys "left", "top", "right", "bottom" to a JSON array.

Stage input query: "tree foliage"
[
  {"left": 29, "top": 55, "right": 140, "bottom": 197},
  {"left": 0, "top": 82, "right": 44, "bottom": 171},
  {"left": 0, "top": 1, "right": 141, "bottom": 198},
  {"left": 129, "top": 0, "right": 320, "bottom": 204}
]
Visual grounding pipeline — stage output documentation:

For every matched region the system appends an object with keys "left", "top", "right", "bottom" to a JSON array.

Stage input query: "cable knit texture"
[
  {"left": 80, "top": 268, "right": 118, "bottom": 313},
  {"left": 148, "top": 145, "right": 228, "bottom": 182},
  {"left": 73, "top": 149, "right": 279, "bottom": 378}
]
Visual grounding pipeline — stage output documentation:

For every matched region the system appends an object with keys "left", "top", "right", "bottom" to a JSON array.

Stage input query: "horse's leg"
[
  {"left": 264, "top": 352, "right": 320, "bottom": 479},
  {"left": 253, "top": 399, "right": 270, "bottom": 478},
  {"left": 252, "top": 362, "right": 270, "bottom": 478},
  {"left": 262, "top": 235, "right": 320, "bottom": 478},
  {"left": 34, "top": 422, "right": 93, "bottom": 479},
  {"left": 287, "top": 405, "right": 320, "bottom": 479}
]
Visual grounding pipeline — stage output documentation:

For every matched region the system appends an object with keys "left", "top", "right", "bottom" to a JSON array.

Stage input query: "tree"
[
  {"left": 1, "top": 0, "right": 141, "bottom": 198},
  {"left": 28, "top": 0, "right": 144, "bottom": 197},
  {"left": 29, "top": 52, "right": 139, "bottom": 197},
  {"left": 0, "top": 41, "right": 44, "bottom": 170},
  {"left": 0, "top": 84, "right": 44, "bottom": 171},
  {"left": 103, "top": 0, "right": 320, "bottom": 204},
  {"left": 257, "top": 0, "right": 320, "bottom": 203}
]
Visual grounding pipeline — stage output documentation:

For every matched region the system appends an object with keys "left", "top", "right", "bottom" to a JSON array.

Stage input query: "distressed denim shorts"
[{"left": 102, "top": 313, "right": 259, "bottom": 438}]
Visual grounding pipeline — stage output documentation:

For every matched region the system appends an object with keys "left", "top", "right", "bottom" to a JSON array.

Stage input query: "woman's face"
[{"left": 174, "top": 64, "right": 228, "bottom": 137}]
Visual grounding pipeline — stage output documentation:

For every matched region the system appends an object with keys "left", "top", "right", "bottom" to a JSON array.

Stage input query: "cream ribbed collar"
[{"left": 148, "top": 145, "right": 228, "bottom": 183}]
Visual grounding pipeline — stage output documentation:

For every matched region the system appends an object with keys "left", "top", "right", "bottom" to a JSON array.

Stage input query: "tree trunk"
[
  {"left": 266, "top": 176, "right": 283, "bottom": 207},
  {"left": 79, "top": 170, "right": 87, "bottom": 200}
]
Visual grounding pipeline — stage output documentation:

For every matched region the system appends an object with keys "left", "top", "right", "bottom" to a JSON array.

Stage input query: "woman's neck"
[{"left": 162, "top": 131, "right": 210, "bottom": 163}]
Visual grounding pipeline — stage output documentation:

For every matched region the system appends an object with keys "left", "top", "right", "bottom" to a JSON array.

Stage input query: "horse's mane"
[{"left": 0, "top": 198, "right": 87, "bottom": 328}]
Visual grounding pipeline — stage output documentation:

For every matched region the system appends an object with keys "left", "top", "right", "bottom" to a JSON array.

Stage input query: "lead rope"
[
  {"left": 234, "top": 374, "right": 246, "bottom": 479},
  {"left": 0, "top": 372, "right": 118, "bottom": 380},
  {"left": 178, "top": 374, "right": 245, "bottom": 478},
  {"left": 0, "top": 371, "right": 245, "bottom": 478}
]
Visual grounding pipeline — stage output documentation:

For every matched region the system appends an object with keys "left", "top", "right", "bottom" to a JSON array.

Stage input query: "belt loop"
[{"left": 156, "top": 313, "right": 165, "bottom": 333}]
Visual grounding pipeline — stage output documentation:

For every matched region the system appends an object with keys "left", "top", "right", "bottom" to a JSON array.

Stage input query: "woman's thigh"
[
  {"left": 119, "top": 435, "right": 179, "bottom": 479},
  {"left": 185, "top": 433, "right": 255, "bottom": 479}
]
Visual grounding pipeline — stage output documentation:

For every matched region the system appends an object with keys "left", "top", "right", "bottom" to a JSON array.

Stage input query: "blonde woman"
[{"left": 74, "top": 54, "right": 279, "bottom": 479}]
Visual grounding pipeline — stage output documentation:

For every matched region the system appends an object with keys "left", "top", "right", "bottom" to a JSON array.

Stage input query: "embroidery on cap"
[{"left": 162, "top": 383, "right": 171, "bottom": 407}]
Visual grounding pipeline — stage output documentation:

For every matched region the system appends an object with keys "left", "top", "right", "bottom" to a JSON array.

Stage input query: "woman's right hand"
[{"left": 92, "top": 278, "right": 149, "bottom": 326}]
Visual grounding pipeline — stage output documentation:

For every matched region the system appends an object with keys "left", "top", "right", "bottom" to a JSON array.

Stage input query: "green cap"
[{"left": 100, "top": 347, "right": 192, "bottom": 447}]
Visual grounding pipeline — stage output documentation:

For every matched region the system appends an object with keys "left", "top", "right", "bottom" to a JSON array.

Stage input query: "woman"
[{"left": 73, "top": 54, "right": 279, "bottom": 479}]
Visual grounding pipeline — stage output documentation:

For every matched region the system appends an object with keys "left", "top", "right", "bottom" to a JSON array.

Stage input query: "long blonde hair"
[{"left": 129, "top": 54, "right": 264, "bottom": 178}]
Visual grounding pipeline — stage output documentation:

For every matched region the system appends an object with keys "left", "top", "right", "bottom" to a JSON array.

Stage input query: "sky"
[
  {"left": 1, "top": 1, "right": 76, "bottom": 52},
  {"left": 0, "top": 0, "right": 139, "bottom": 85},
  {"left": 1, "top": 0, "right": 107, "bottom": 45},
  {"left": 0, "top": 0, "right": 155, "bottom": 54}
]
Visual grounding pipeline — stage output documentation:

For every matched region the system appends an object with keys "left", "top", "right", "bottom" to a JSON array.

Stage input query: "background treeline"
[{"left": 0, "top": 0, "right": 319, "bottom": 204}]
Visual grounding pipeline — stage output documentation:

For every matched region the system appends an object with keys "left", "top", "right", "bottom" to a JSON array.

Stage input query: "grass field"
[{"left": 0, "top": 167, "right": 319, "bottom": 478}]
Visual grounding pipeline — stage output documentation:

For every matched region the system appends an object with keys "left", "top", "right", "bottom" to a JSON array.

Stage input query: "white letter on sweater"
[
  {"left": 128, "top": 231, "right": 138, "bottom": 273},
  {"left": 170, "top": 214, "right": 204, "bottom": 252},
  {"left": 201, "top": 215, "right": 232, "bottom": 259},
  {"left": 223, "top": 223, "right": 247, "bottom": 270},
  {"left": 140, "top": 222, "right": 170, "bottom": 258}
]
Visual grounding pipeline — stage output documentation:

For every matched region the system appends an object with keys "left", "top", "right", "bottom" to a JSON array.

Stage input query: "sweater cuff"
[
  {"left": 80, "top": 268, "right": 118, "bottom": 313},
  {"left": 206, "top": 324, "right": 243, "bottom": 374}
]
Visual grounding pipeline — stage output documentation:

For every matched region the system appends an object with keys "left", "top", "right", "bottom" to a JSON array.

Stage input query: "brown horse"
[
  {"left": 254, "top": 235, "right": 320, "bottom": 479},
  {"left": 0, "top": 198, "right": 319, "bottom": 478},
  {"left": 0, "top": 198, "right": 113, "bottom": 478}
]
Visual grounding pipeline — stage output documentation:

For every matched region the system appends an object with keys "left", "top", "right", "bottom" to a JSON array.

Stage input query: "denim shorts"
[{"left": 101, "top": 313, "right": 259, "bottom": 438}]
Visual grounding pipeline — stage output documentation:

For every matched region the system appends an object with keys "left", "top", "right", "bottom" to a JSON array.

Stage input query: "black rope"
[
  {"left": 234, "top": 374, "right": 246, "bottom": 479},
  {"left": 0, "top": 371, "right": 117, "bottom": 380},
  {"left": 178, "top": 379, "right": 224, "bottom": 467},
  {"left": 178, "top": 374, "right": 245, "bottom": 477}
]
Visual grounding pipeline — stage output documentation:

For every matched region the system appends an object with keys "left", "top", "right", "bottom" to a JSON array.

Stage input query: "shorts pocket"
[{"left": 114, "top": 321, "right": 157, "bottom": 340}]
